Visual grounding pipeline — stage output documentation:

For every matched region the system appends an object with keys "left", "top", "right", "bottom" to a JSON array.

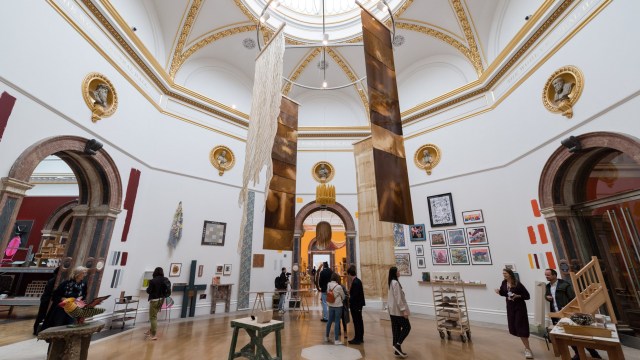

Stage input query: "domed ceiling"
[{"left": 98, "top": 0, "right": 547, "bottom": 134}]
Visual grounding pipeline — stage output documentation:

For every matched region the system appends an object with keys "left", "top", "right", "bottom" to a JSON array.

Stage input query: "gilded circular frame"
[
  {"left": 210, "top": 145, "right": 235, "bottom": 176},
  {"left": 542, "top": 65, "right": 584, "bottom": 118},
  {"left": 414, "top": 144, "right": 441, "bottom": 175},
  {"left": 312, "top": 161, "right": 335, "bottom": 183},
  {"left": 82, "top": 72, "right": 118, "bottom": 122}
]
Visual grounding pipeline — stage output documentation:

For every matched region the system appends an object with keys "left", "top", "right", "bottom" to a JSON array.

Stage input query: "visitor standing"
[
  {"left": 347, "top": 265, "right": 365, "bottom": 344},
  {"left": 146, "top": 267, "right": 170, "bottom": 340},
  {"left": 495, "top": 268, "right": 533, "bottom": 359},
  {"left": 324, "top": 273, "right": 345, "bottom": 345},
  {"left": 275, "top": 267, "right": 289, "bottom": 313},
  {"left": 388, "top": 266, "right": 410, "bottom": 358},
  {"left": 33, "top": 266, "right": 59, "bottom": 335},
  {"left": 41, "top": 266, "right": 88, "bottom": 331},
  {"left": 318, "top": 261, "right": 332, "bottom": 322}
]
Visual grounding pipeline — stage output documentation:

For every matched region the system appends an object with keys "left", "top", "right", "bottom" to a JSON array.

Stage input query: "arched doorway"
[
  {"left": 539, "top": 131, "right": 640, "bottom": 338},
  {"left": 0, "top": 136, "right": 122, "bottom": 299},
  {"left": 291, "top": 201, "right": 356, "bottom": 290}
]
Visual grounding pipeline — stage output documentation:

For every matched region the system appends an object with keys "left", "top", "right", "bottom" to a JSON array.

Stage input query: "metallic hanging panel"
[
  {"left": 264, "top": 97, "right": 299, "bottom": 250},
  {"left": 361, "top": 9, "right": 414, "bottom": 225}
]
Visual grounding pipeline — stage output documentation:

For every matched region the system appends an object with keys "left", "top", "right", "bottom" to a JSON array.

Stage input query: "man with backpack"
[
  {"left": 318, "top": 261, "right": 332, "bottom": 322},
  {"left": 146, "top": 267, "right": 171, "bottom": 340},
  {"left": 275, "top": 267, "right": 289, "bottom": 314}
]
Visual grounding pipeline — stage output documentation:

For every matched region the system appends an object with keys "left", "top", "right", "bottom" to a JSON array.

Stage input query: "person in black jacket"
[
  {"left": 145, "top": 267, "right": 168, "bottom": 340},
  {"left": 276, "top": 267, "right": 289, "bottom": 313},
  {"left": 347, "top": 265, "right": 365, "bottom": 344},
  {"left": 318, "top": 262, "right": 332, "bottom": 322},
  {"left": 33, "top": 266, "right": 60, "bottom": 335},
  {"left": 41, "top": 266, "right": 88, "bottom": 332}
]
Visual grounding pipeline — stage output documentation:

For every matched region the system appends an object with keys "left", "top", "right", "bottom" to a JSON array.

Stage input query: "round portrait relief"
[
  {"left": 414, "top": 144, "right": 441, "bottom": 175},
  {"left": 210, "top": 145, "right": 235, "bottom": 176},
  {"left": 82, "top": 72, "right": 118, "bottom": 122},
  {"left": 312, "top": 161, "right": 335, "bottom": 183},
  {"left": 542, "top": 65, "right": 584, "bottom": 119}
]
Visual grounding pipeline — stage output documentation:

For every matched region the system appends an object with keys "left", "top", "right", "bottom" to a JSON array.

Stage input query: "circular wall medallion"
[
  {"left": 82, "top": 72, "right": 118, "bottom": 122},
  {"left": 292, "top": 263, "right": 299, "bottom": 272},
  {"left": 414, "top": 144, "right": 441, "bottom": 175},
  {"left": 542, "top": 65, "right": 584, "bottom": 119},
  {"left": 312, "top": 161, "right": 335, "bottom": 183},
  {"left": 96, "top": 260, "right": 105, "bottom": 271},
  {"left": 210, "top": 145, "right": 235, "bottom": 176}
]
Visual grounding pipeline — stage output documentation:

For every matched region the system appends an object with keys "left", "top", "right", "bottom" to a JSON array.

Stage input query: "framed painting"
[
  {"left": 449, "top": 247, "right": 470, "bottom": 265},
  {"left": 169, "top": 263, "right": 182, "bottom": 277},
  {"left": 201, "top": 221, "right": 226, "bottom": 246},
  {"left": 223, "top": 264, "right": 232, "bottom": 276},
  {"left": 198, "top": 265, "right": 204, "bottom": 277},
  {"left": 415, "top": 245, "right": 424, "bottom": 257},
  {"left": 428, "top": 230, "right": 446, "bottom": 247},
  {"left": 467, "top": 226, "right": 488, "bottom": 245},
  {"left": 416, "top": 257, "right": 426, "bottom": 269},
  {"left": 393, "top": 223, "right": 408, "bottom": 249},
  {"left": 427, "top": 193, "right": 456, "bottom": 227},
  {"left": 470, "top": 246, "right": 492, "bottom": 265},
  {"left": 431, "top": 249, "right": 450, "bottom": 265},
  {"left": 446, "top": 228, "right": 467, "bottom": 246},
  {"left": 394, "top": 253, "right": 412, "bottom": 276},
  {"left": 462, "top": 210, "right": 484, "bottom": 224},
  {"left": 215, "top": 264, "right": 224, "bottom": 274},
  {"left": 253, "top": 254, "right": 265, "bottom": 268},
  {"left": 409, "top": 224, "right": 426, "bottom": 241}
]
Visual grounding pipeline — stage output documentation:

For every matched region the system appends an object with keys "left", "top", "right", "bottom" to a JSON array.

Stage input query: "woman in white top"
[
  {"left": 387, "top": 266, "right": 411, "bottom": 358},
  {"left": 325, "top": 272, "right": 346, "bottom": 345}
]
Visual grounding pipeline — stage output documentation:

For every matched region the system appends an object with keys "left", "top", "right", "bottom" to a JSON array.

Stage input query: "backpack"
[
  {"left": 161, "top": 277, "right": 172, "bottom": 298},
  {"left": 327, "top": 284, "right": 338, "bottom": 303},
  {"left": 275, "top": 276, "right": 285, "bottom": 290}
]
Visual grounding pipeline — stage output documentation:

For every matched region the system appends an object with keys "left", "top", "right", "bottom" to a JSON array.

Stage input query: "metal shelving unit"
[
  {"left": 110, "top": 296, "right": 139, "bottom": 330},
  {"left": 433, "top": 283, "right": 471, "bottom": 342}
]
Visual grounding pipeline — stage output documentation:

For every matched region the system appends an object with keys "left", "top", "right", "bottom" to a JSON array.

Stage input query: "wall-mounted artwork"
[
  {"left": 431, "top": 249, "right": 450, "bottom": 265},
  {"left": 462, "top": 210, "right": 484, "bottom": 224},
  {"left": 198, "top": 265, "right": 204, "bottom": 277},
  {"left": 429, "top": 230, "right": 446, "bottom": 247},
  {"left": 169, "top": 263, "right": 182, "bottom": 277},
  {"left": 417, "top": 257, "right": 426, "bottom": 268},
  {"left": 409, "top": 224, "right": 426, "bottom": 241},
  {"left": 470, "top": 246, "right": 492, "bottom": 265},
  {"left": 446, "top": 228, "right": 467, "bottom": 246},
  {"left": 450, "top": 248, "right": 470, "bottom": 265},
  {"left": 427, "top": 193, "right": 456, "bottom": 227},
  {"left": 467, "top": 226, "right": 488, "bottom": 245},
  {"left": 393, "top": 223, "right": 408, "bottom": 249},
  {"left": 215, "top": 265, "right": 223, "bottom": 274},
  {"left": 253, "top": 254, "right": 265, "bottom": 268},
  {"left": 202, "top": 221, "right": 226, "bottom": 246},
  {"left": 394, "top": 254, "right": 412, "bottom": 276},
  {"left": 223, "top": 264, "right": 232, "bottom": 276},
  {"left": 415, "top": 245, "right": 424, "bottom": 257}
]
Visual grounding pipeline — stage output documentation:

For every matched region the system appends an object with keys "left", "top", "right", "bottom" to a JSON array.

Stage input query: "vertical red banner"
[
  {"left": 530, "top": 199, "right": 541, "bottom": 217},
  {"left": 0, "top": 92, "right": 17, "bottom": 142},
  {"left": 121, "top": 168, "right": 141, "bottom": 242}
]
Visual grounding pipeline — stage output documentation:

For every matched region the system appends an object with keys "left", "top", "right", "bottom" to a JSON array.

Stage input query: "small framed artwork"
[
  {"left": 223, "top": 264, "right": 232, "bottom": 276},
  {"left": 409, "top": 224, "right": 426, "bottom": 241},
  {"left": 467, "top": 226, "right": 488, "bottom": 245},
  {"left": 393, "top": 223, "right": 408, "bottom": 249},
  {"left": 462, "top": 210, "right": 484, "bottom": 224},
  {"left": 431, "top": 248, "right": 450, "bottom": 265},
  {"left": 447, "top": 228, "right": 467, "bottom": 246},
  {"left": 253, "top": 254, "right": 265, "bottom": 268},
  {"left": 215, "top": 265, "right": 224, "bottom": 274},
  {"left": 198, "top": 265, "right": 204, "bottom": 277},
  {"left": 415, "top": 245, "right": 425, "bottom": 257},
  {"left": 394, "top": 253, "right": 412, "bottom": 276},
  {"left": 201, "top": 221, "right": 226, "bottom": 246},
  {"left": 449, "top": 247, "right": 470, "bottom": 265},
  {"left": 417, "top": 257, "right": 427, "bottom": 269},
  {"left": 429, "top": 230, "right": 447, "bottom": 247},
  {"left": 169, "top": 263, "right": 182, "bottom": 277},
  {"left": 427, "top": 193, "right": 456, "bottom": 227},
  {"left": 470, "top": 246, "right": 492, "bottom": 265}
]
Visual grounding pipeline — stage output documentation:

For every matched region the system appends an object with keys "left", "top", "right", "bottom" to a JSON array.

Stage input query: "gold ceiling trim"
[
  {"left": 450, "top": 0, "right": 484, "bottom": 76},
  {"left": 282, "top": 48, "right": 322, "bottom": 96},
  {"left": 169, "top": 0, "right": 204, "bottom": 79},
  {"left": 181, "top": 25, "right": 257, "bottom": 65},
  {"left": 396, "top": 22, "right": 474, "bottom": 67},
  {"left": 299, "top": 132, "right": 370, "bottom": 138},
  {"left": 326, "top": 48, "right": 369, "bottom": 112}
]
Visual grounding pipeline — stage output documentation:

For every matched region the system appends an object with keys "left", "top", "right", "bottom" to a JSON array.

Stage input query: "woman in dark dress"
[
  {"left": 41, "top": 266, "right": 88, "bottom": 331},
  {"left": 495, "top": 268, "right": 533, "bottom": 359}
]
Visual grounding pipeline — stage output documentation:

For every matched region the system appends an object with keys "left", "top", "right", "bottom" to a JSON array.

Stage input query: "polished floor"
[{"left": 2, "top": 298, "right": 640, "bottom": 359}]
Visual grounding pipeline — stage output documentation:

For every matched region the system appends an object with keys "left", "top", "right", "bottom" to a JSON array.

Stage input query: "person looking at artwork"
[
  {"left": 33, "top": 266, "right": 59, "bottom": 335},
  {"left": 318, "top": 261, "right": 332, "bottom": 322},
  {"left": 275, "top": 267, "right": 289, "bottom": 314},
  {"left": 388, "top": 266, "right": 411, "bottom": 358},
  {"left": 347, "top": 265, "right": 365, "bottom": 345},
  {"left": 42, "top": 266, "right": 88, "bottom": 331},
  {"left": 495, "top": 268, "right": 533, "bottom": 359},
  {"left": 545, "top": 269, "right": 601, "bottom": 360},
  {"left": 324, "top": 272, "right": 345, "bottom": 345},
  {"left": 145, "top": 267, "right": 170, "bottom": 340}
]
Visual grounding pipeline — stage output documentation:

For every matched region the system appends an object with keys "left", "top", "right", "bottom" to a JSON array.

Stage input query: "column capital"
[{"left": 0, "top": 177, "right": 34, "bottom": 196}]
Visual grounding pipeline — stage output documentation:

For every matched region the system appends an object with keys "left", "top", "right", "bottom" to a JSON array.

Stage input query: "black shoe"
[
  {"left": 348, "top": 339, "right": 361, "bottom": 345},
  {"left": 393, "top": 344, "right": 408, "bottom": 358},
  {"left": 321, "top": 318, "right": 328, "bottom": 322}
]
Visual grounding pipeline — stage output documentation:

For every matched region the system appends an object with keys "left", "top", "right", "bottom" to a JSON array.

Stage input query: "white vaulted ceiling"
[{"left": 102, "top": 0, "right": 546, "bottom": 131}]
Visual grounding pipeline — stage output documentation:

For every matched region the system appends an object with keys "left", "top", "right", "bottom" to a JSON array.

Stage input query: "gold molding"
[
  {"left": 169, "top": 0, "right": 204, "bottom": 79},
  {"left": 181, "top": 24, "right": 256, "bottom": 64},
  {"left": 414, "top": 144, "right": 441, "bottom": 175},
  {"left": 312, "top": 161, "right": 335, "bottom": 183},
  {"left": 82, "top": 72, "right": 118, "bottom": 122},
  {"left": 210, "top": 145, "right": 236, "bottom": 176},
  {"left": 282, "top": 48, "right": 322, "bottom": 96},
  {"left": 450, "top": 0, "right": 483, "bottom": 76},
  {"left": 396, "top": 22, "right": 474, "bottom": 69},
  {"left": 542, "top": 65, "right": 584, "bottom": 119},
  {"left": 326, "top": 48, "right": 369, "bottom": 112}
]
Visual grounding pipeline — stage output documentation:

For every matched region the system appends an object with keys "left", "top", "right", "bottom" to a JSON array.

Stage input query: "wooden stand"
[
  {"left": 228, "top": 317, "right": 283, "bottom": 360},
  {"left": 210, "top": 284, "right": 233, "bottom": 314},
  {"left": 549, "top": 322, "right": 624, "bottom": 360},
  {"left": 37, "top": 320, "right": 105, "bottom": 360}
]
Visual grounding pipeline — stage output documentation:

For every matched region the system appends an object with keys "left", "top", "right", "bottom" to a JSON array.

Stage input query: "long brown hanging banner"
[
  {"left": 263, "top": 96, "right": 299, "bottom": 250},
  {"left": 360, "top": 8, "right": 414, "bottom": 224}
]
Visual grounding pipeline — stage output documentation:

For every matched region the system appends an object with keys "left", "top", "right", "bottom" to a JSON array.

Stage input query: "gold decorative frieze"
[
  {"left": 396, "top": 22, "right": 473, "bottom": 69},
  {"left": 451, "top": 0, "right": 484, "bottom": 76},
  {"left": 542, "top": 65, "right": 583, "bottom": 119},
  {"left": 210, "top": 145, "right": 235, "bottom": 176},
  {"left": 414, "top": 144, "right": 441, "bottom": 175},
  {"left": 312, "top": 161, "right": 335, "bottom": 183},
  {"left": 282, "top": 48, "right": 322, "bottom": 96},
  {"left": 82, "top": 73, "right": 118, "bottom": 122},
  {"left": 169, "top": 0, "right": 204, "bottom": 79}
]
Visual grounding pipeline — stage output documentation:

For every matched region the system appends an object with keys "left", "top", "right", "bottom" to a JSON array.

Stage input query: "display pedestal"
[{"left": 37, "top": 320, "right": 105, "bottom": 360}]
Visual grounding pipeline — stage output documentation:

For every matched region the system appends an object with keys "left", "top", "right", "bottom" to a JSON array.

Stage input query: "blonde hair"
[{"left": 69, "top": 266, "right": 88, "bottom": 281}]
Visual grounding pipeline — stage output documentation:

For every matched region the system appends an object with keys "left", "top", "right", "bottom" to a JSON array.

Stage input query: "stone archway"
[
  {"left": 0, "top": 135, "right": 122, "bottom": 299},
  {"left": 291, "top": 201, "right": 356, "bottom": 290}
]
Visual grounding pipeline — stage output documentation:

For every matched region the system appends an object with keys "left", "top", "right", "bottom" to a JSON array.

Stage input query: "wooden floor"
[{"left": 2, "top": 299, "right": 639, "bottom": 359}]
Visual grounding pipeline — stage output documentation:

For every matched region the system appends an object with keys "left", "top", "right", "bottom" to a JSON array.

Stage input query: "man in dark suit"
[{"left": 347, "top": 265, "right": 365, "bottom": 344}]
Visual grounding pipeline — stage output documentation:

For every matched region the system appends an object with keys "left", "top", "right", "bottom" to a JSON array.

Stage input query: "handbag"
[{"left": 342, "top": 305, "right": 350, "bottom": 324}]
